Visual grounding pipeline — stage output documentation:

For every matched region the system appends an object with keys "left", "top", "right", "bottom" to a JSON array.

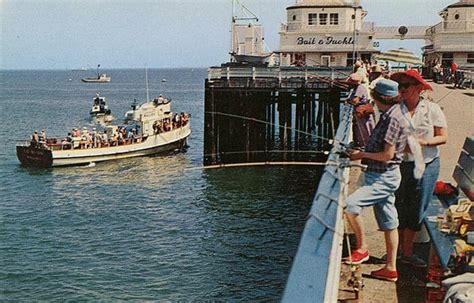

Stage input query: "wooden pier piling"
[{"left": 204, "top": 68, "right": 349, "bottom": 166}]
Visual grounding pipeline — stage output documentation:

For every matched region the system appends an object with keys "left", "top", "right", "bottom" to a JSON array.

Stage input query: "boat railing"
[{"left": 16, "top": 140, "right": 35, "bottom": 147}]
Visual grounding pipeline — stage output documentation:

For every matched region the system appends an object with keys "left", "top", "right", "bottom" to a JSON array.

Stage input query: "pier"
[{"left": 204, "top": 65, "right": 352, "bottom": 166}]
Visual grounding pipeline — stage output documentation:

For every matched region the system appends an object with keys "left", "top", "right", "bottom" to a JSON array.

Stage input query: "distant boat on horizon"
[
  {"left": 81, "top": 64, "right": 111, "bottom": 83},
  {"left": 81, "top": 73, "right": 111, "bottom": 83},
  {"left": 71, "top": 67, "right": 88, "bottom": 71}
]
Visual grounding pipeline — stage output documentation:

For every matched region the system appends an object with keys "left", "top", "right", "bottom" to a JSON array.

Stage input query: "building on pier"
[
  {"left": 229, "top": 0, "right": 474, "bottom": 68},
  {"left": 278, "top": 0, "right": 376, "bottom": 67},
  {"left": 423, "top": 0, "right": 474, "bottom": 68}
]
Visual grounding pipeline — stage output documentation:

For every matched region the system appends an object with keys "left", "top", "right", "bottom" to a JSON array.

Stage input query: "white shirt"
[{"left": 401, "top": 98, "right": 447, "bottom": 163}]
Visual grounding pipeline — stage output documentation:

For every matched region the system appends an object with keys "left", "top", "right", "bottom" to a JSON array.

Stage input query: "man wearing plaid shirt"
[{"left": 343, "top": 79, "right": 410, "bottom": 282}]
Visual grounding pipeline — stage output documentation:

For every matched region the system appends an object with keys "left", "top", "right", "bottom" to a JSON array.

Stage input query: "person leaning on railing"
[{"left": 343, "top": 79, "right": 411, "bottom": 282}]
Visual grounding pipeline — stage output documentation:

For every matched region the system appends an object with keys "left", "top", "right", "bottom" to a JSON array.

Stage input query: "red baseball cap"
[{"left": 391, "top": 69, "right": 433, "bottom": 91}]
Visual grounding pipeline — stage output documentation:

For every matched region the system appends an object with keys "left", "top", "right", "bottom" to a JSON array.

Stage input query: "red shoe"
[
  {"left": 371, "top": 267, "right": 398, "bottom": 282},
  {"left": 343, "top": 250, "right": 369, "bottom": 264}
]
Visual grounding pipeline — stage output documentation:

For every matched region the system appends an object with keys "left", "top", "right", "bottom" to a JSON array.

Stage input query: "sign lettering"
[{"left": 297, "top": 36, "right": 354, "bottom": 46}]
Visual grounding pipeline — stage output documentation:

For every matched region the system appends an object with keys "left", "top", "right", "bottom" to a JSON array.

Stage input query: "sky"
[{"left": 1, "top": 0, "right": 455, "bottom": 70}]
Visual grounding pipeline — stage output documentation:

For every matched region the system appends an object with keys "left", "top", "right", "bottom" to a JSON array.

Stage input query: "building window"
[
  {"left": 308, "top": 13, "right": 317, "bottom": 25},
  {"left": 468, "top": 53, "right": 474, "bottom": 64},
  {"left": 454, "top": 13, "right": 459, "bottom": 20},
  {"left": 442, "top": 53, "right": 454, "bottom": 67},
  {"left": 330, "top": 13, "right": 339, "bottom": 25},
  {"left": 293, "top": 15, "right": 296, "bottom": 21},
  {"left": 346, "top": 52, "right": 355, "bottom": 67},
  {"left": 319, "top": 13, "right": 328, "bottom": 25}
]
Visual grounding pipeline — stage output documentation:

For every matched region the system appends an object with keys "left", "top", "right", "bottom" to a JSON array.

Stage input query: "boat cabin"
[
  {"left": 124, "top": 97, "right": 172, "bottom": 137},
  {"left": 90, "top": 94, "right": 111, "bottom": 115}
]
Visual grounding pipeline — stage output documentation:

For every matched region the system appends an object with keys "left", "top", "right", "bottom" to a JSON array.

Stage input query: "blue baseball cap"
[{"left": 374, "top": 79, "right": 399, "bottom": 97}]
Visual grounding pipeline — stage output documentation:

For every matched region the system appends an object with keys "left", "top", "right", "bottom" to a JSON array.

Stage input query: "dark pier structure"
[{"left": 204, "top": 66, "right": 351, "bottom": 166}]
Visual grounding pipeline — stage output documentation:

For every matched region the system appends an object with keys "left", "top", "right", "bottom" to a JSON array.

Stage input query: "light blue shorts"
[{"left": 345, "top": 167, "right": 401, "bottom": 230}]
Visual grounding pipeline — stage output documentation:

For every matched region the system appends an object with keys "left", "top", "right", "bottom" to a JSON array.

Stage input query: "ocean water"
[{"left": 0, "top": 69, "right": 323, "bottom": 301}]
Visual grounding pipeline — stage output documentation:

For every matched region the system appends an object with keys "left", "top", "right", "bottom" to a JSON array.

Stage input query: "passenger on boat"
[
  {"left": 110, "top": 132, "right": 118, "bottom": 146},
  {"left": 181, "top": 113, "right": 189, "bottom": 126},
  {"left": 38, "top": 130, "right": 47, "bottom": 147},
  {"left": 101, "top": 132, "right": 108, "bottom": 147},
  {"left": 91, "top": 128, "right": 97, "bottom": 148},
  {"left": 31, "top": 130, "right": 39, "bottom": 147},
  {"left": 154, "top": 121, "right": 164, "bottom": 134},
  {"left": 172, "top": 114, "right": 180, "bottom": 128},
  {"left": 61, "top": 133, "right": 73, "bottom": 150},
  {"left": 81, "top": 127, "right": 90, "bottom": 148},
  {"left": 158, "top": 94, "right": 165, "bottom": 103},
  {"left": 126, "top": 128, "right": 134, "bottom": 143},
  {"left": 118, "top": 131, "right": 124, "bottom": 145},
  {"left": 72, "top": 127, "right": 80, "bottom": 138}
]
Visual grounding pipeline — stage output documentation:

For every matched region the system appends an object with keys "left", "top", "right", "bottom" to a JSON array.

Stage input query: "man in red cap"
[{"left": 390, "top": 69, "right": 448, "bottom": 268}]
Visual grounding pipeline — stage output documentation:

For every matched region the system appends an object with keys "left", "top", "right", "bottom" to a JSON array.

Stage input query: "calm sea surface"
[{"left": 0, "top": 69, "right": 323, "bottom": 301}]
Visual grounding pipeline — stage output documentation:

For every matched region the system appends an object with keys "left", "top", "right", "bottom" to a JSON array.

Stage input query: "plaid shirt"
[{"left": 362, "top": 104, "right": 409, "bottom": 173}]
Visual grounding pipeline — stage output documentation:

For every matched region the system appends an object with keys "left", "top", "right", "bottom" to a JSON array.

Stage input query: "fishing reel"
[
  {"left": 347, "top": 264, "right": 364, "bottom": 298},
  {"left": 332, "top": 141, "right": 367, "bottom": 170}
]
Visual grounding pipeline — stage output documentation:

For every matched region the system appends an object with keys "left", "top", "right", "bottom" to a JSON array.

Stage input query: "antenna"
[{"left": 145, "top": 65, "right": 149, "bottom": 102}]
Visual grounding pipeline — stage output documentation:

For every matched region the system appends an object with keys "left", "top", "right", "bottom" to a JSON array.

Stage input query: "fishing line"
[
  {"left": 433, "top": 90, "right": 456, "bottom": 105},
  {"left": 186, "top": 161, "right": 330, "bottom": 171},
  {"left": 205, "top": 111, "right": 338, "bottom": 144},
  {"left": 203, "top": 149, "right": 330, "bottom": 158}
]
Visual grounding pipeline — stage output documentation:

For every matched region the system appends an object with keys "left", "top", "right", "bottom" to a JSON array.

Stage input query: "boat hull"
[
  {"left": 17, "top": 126, "right": 191, "bottom": 168},
  {"left": 231, "top": 54, "right": 271, "bottom": 64},
  {"left": 16, "top": 146, "right": 53, "bottom": 168},
  {"left": 81, "top": 78, "right": 110, "bottom": 83}
]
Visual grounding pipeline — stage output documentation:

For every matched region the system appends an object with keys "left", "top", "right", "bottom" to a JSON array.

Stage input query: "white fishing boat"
[
  {"left": 90, "top": 93, "right": 113, "bottom": 125},
  {"left": 81, "top": 73, "right": 111, "bottom": 83},
  {"left": 229, "top": 1, "right": 272, "bottom": 65},
  {"left": 81, "top": 64, "right": 111, "bottom": 83},
  {"left": 16, "top": 95, "right": 191, "bottom": 168}
]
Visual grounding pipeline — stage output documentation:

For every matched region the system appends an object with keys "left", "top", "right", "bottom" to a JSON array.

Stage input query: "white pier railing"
[{"left": 207, "top": 66, "right": 352, "bottom": 82}]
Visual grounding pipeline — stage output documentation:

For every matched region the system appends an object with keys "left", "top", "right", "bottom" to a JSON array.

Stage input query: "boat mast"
[
  {"left": 145, "top": 65, "right": 150, "bottom": 102},
  {"left": 97, "top": 64, "right": 100, "bottom": 77},
  {"left": 230, "top": 0, "right": 235, "bottom": 61}
]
